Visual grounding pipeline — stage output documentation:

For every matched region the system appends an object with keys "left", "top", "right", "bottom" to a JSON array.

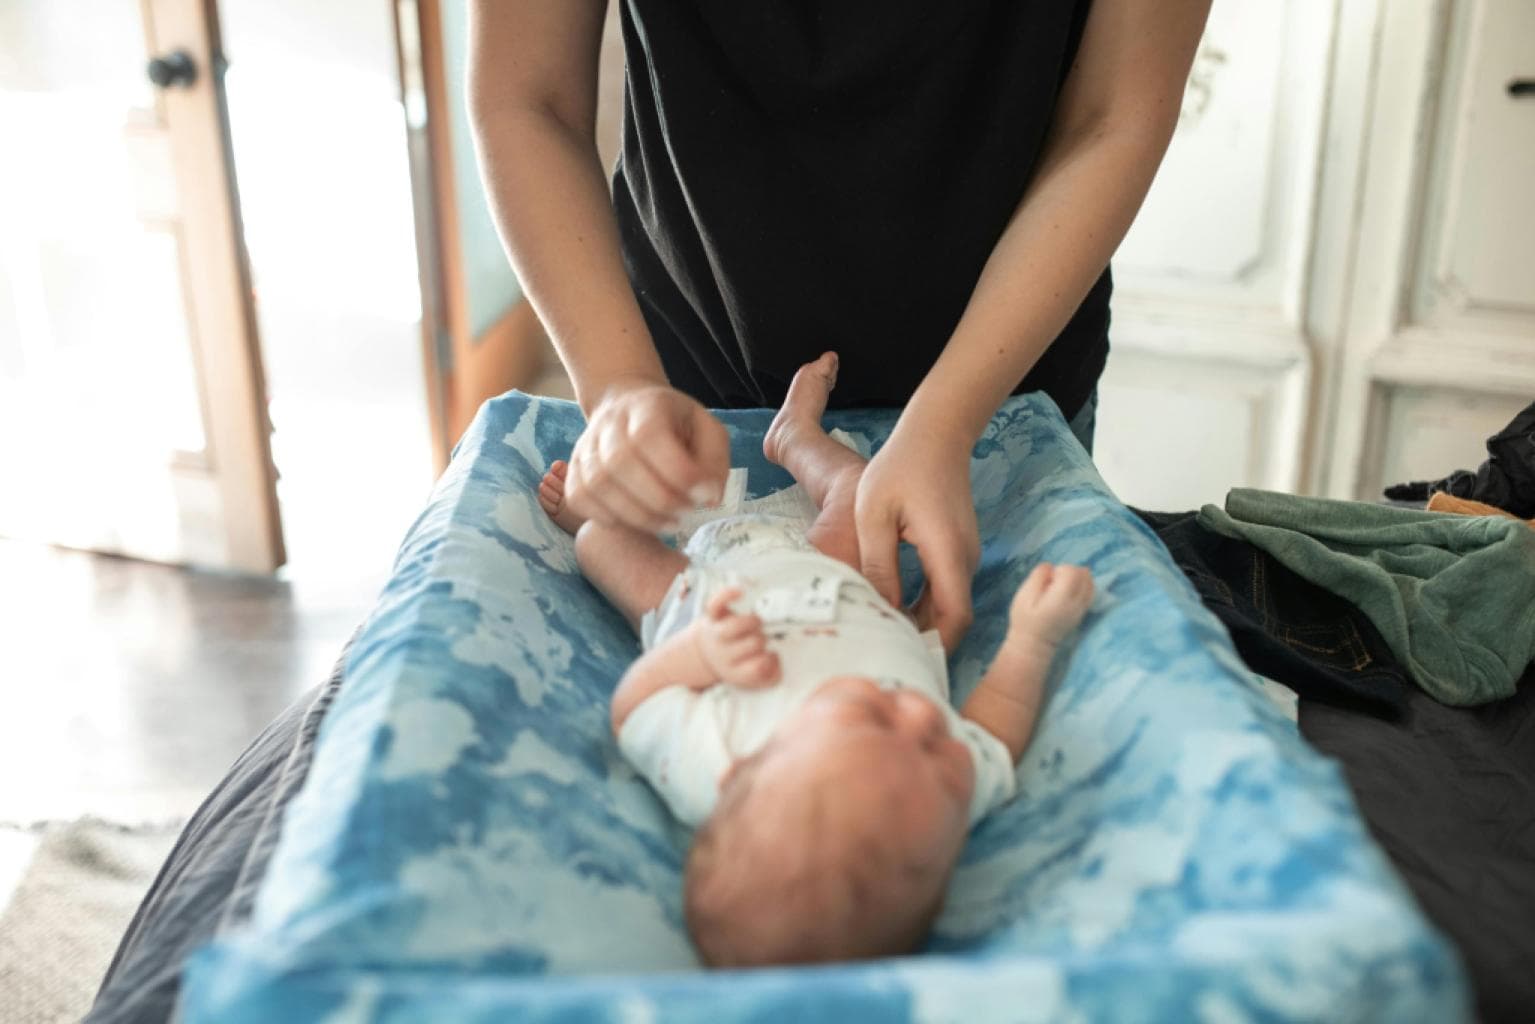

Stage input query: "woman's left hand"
[{"left": 854, "top": 423, "right": 979, "bottom": 655}]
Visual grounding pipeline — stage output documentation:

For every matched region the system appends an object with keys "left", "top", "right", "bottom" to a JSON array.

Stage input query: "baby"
[{"left": 539, "top": 353, "right": 1093, "bottom": 967}]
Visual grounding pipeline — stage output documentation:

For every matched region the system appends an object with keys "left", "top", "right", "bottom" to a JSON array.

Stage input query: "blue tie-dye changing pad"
[{"left": 181, "top": 392, "right": 1467, "bottom": 1022}]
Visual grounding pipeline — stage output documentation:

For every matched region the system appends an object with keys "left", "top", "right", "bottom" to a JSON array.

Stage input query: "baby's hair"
[{"left": 684, "top": 750, "right": 951, "bottom": 967}]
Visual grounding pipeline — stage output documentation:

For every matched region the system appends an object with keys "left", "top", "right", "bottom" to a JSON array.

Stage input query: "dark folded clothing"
[
  {"left": 1301, "top": 666, "right": 1535, "bottom": 1024},
  {"left": 1133, "top": 509, "right": 1409, "bottom": 715},
  {"left": 1198, "top": 490, "right": 1535, "bottom": 707},
  {"left": 1384, "top": 401, "right": 1535, "bottom": 517},
  {"left": 1140, "top": 501, "right": 1535, "bottom": 1019}
]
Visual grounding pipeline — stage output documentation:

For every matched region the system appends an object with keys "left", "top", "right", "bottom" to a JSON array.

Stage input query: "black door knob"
[
  {"left": 146, "top": 50, "right": 197, "bottom": 89},
  {"left": 1509, "top": 79, "right": 1535, "bottom": 98}
]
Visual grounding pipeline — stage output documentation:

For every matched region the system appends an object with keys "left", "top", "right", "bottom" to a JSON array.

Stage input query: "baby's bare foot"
[
  {"left": 763, "top": 351, "right": 838, "bottom": 467},
  {"left": 538, "top": 460, "right": 586, "bottom": 535}
]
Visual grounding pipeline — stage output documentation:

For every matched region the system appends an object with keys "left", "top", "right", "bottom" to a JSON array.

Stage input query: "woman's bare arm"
[
  {"left": 854, "top": 0, "right": 1211, "bottom": 650},
  {"left": 468, "top": 1, "right": 730, "bottom": 527},
  {"left": 466, "top": 0, "right": 662, "bottom": 411},
  {"left": 902, "top": 0, "right": 1215, "bottom": 444}
]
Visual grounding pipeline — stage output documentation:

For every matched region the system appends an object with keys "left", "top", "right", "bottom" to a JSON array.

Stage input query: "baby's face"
[
  {"left": 696, "top": 677, "right": 977, "bottom": 962},
  {"left": 754, "top": 675, "right": 975, "bottom": 860}
]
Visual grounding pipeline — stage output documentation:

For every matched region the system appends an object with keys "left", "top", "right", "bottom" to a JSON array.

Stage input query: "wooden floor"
[{"left": 0, "top": 539, "right": 368, "bottom": 824}]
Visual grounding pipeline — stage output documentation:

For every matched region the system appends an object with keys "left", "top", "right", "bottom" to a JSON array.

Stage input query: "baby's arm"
[
  {"left": 610, "top": 588, "right": 780, "bottom": 733},
  {"left": 961, "top": 564, "right": 1093, "bottom": 760}
]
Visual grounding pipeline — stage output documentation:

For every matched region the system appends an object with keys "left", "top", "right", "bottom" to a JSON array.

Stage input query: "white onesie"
[{"left": 619, "top": 513, "right": 1017, "bottom": 829}]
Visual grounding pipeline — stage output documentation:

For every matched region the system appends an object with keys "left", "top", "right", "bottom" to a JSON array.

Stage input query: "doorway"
[
  {"left": 0, "top": 0, "right": 283, "bottom": 573},
  {"left": 219, "top": 0, "right": 434, "bottom": 610},
  {"left": 0, "top": 0, "right": 437, "bottom": 615}
]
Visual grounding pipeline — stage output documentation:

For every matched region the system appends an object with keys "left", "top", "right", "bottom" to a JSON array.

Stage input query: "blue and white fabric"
[{"left": 182, "top": 392, "right": 1466, "bottom": 1023}]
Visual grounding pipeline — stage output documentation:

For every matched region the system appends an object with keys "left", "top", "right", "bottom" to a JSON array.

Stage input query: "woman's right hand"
[{"left": 565, "top": 380, "right": 731, "bottom": 533}]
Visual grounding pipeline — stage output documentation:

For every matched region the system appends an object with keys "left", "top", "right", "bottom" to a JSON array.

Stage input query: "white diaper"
[{"left": 667, "top": 428, "right": 868, "bottom": 545}]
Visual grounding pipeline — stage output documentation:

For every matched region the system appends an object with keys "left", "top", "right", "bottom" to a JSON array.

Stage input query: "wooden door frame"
[
  {"left": 146, "top": 0, "right": 285, "bottom": 570},
  {"left": 392, "top": 0, "right": 546, "bottom": 473}
]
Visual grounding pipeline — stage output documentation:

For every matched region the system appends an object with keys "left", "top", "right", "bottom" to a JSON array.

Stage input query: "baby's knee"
[
  {"left": 806, "top": 517, "right": 860, "bottom": 570},
  {"left": 571, "top": 520, "right": 607, "bottom": 580}
]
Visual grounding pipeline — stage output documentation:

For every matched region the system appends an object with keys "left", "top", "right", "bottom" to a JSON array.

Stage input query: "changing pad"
[{"left": 182, "top": 392, "right": 1466, "bottom": 1022}]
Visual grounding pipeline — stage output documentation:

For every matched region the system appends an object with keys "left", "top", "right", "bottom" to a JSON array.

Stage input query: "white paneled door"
[
  {"left": 1094, "top": 0, "right": 1532, "bottom": 511},
  {"left": 1325, "top": 0, "right": 1535, "bottom": 501},
  {"left": 0, "top": 0, "right": 282, "bottom": 571}
]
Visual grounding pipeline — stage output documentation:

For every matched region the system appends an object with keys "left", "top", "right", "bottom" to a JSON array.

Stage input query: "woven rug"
[{"left": 0, "top": 820, "right": 179, "bottom": 1024}]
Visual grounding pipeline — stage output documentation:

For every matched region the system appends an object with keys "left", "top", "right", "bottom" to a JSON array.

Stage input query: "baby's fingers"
[
  {"left": 1053, "top": 566, "right": 1094, "bottom": 601},
  {"left": 716, "top": 613, "right": 764, "bottom": 642},
  {"left": 705, "top": 587, "right": 745, "bottom": 620},
  {"left": 732, "top": 653, "right": 781, "bottom": 687},
  {"left": 724, "top": 632, "right": 769, "bottom": 663},
  {"left": 1043, "top": 568, "right": 1095, "bottom": 620},
  {"left": 1011, "top": 563, "right": 1054, "bottom": 612},
  {"left": 1021, "top": 562, "right": 1055, "bottom": 598}
]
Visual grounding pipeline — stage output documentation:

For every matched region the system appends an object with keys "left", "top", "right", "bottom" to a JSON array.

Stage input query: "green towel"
[{"left": 1198, "top": 488, "right": 1535, "bottom": 706}]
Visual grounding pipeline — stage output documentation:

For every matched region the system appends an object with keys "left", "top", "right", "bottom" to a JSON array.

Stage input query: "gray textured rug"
[{"left": 0, "top": 820, "right": 179, "bottom": 1024}]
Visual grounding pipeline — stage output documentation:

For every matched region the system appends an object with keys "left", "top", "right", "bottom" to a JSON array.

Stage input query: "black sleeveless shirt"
[{"left": 613, "top": 0, "right": 1110, "bottom": 418}]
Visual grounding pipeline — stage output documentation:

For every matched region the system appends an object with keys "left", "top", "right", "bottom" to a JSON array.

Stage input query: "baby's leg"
[
  {"left": 763, "top": 353, "right": 866, "bottom": 568},
  {"left": 542, "top": 459, "right": 688, "bottom": 629},
  {"left": 575, "top": 521, "right": 689, "bottom": 631}
]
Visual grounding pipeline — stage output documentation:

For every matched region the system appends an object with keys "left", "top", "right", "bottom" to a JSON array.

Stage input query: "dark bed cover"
[
  {"left": 88, "top": 660, "right": 1534, "bottom": 1023},
  {"left": 85, "top": 646, "right": 347, "bottom": 1024},
  {"left": 1301, "top": 668, "right": 1535, "bottom": 1022}
]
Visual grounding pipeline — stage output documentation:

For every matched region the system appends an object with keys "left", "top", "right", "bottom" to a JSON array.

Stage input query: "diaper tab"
[
  {"left": 921, "top": 628, "right": 952, "bottom": 700},
  {"left": 751, "top": 573, "right": 843, "bottom": 623}
]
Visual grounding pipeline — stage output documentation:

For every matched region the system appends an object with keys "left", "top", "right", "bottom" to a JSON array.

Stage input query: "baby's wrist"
[
  {"left": 1001, "top": 628, "right": 1058, "bottom": 666},
  {"left": 684, "top": 621, "right": 723, "bottom": 687}
]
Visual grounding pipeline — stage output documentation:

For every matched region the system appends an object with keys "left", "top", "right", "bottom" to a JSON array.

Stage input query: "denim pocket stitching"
[
  {"left": 1278, "top": 618, "right": 1374, "bottom": 672},
  {"left": 1182, "top": 563, "right": 1234, "bottom": 607},
  {"left": 1251, "top": 552, "right": 1273, "bottom": 631}
]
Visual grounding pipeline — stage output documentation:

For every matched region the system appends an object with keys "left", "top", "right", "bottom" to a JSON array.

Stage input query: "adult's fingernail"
[{"left": 689, "top": 484, "right": 714, "bottom": 506}]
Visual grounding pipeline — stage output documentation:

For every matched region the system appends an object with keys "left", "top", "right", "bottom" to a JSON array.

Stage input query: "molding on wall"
[
  {"left": 1320, "top": 0, "right": 1453, "bottom": 500},
  {"left": 1111, "top": 297, "right": 1310, "bottom": 372},
  {"left": 1370, "top": 330, "right": 1535, "bottom": 396},
  {"left": 1097, "top": 348, "right": 1310, "bottom": 504}
]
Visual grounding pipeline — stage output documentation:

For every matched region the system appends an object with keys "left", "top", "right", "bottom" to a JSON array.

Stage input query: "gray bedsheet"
[{"left": 85, "top": 644, "right": 348, "bottom": 1024}]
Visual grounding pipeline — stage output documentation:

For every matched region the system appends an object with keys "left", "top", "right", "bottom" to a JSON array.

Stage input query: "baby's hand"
[
  {"left": 693, "top": 587, "right": 781, "bottom": 688},
  {"left": 1007, "top": 563, "right": 1094, "bottom": 650}
]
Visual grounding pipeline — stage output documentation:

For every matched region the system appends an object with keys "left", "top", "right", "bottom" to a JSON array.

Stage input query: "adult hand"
[
  {"left": 854, "top": 425, "right": 979, "bottom": 654},
  {"left": 566, "top": 380, "right": 730, "bottom": 533}
]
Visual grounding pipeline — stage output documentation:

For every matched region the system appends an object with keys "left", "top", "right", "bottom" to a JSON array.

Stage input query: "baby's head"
[{"left": 684, "top": 675, "right": 975, "bottom": 967}]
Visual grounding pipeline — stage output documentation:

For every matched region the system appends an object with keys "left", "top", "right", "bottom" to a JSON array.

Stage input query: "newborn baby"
[{"left": 540, "top": 353, "right": 1093, "bottom": 967}]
